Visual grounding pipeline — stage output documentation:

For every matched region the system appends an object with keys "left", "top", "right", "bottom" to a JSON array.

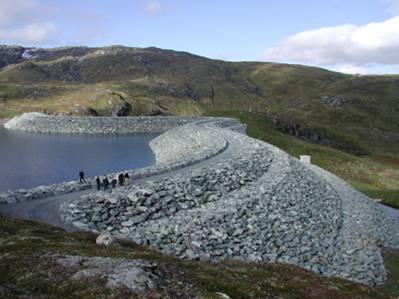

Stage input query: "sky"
[{"left": 1, "top": 0, "right": 399, "bottom": 74}]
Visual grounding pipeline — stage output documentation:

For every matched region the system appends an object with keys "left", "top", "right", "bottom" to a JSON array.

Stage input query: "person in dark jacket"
[
  {"left": 95, "top": 176, "right": 101, "bottom": 191},
  {"left": 79, "top": 170, "right": 86, "bottom": 183},
  {"left": 103, "top": 177, "right": 110, "bottom": 191},
  {"left": 111, "top": 178, "right": 117, "bottom": 189},
  {"left": 118, "top": 173, "right": 125, "bottom": 186}
]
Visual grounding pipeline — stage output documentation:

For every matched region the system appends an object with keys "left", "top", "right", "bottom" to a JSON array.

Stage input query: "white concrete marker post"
[{"left": 300, "top": 155, "right": 311, "bottom": 164}]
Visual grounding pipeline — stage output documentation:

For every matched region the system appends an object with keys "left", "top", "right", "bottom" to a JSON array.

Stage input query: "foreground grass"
[
  {"left": 381, "top": 249, "right": 399, "bottom": 297},
  {"left": 0, "top": 215, "right": 396, "bottom": 299},
  {"left": 208, "top": 111, "right": 399, "bottom": 209}
]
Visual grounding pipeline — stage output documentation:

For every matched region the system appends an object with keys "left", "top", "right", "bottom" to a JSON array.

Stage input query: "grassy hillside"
[
  {"left": 1, "top": 46, "right": 397, "bottom": 151},
  {"left": 0, "top": 45, "right": 398, "bottom": 206},
  {"left": 0, "top": 215, "right": 397, "bottom": 298},
  {"left": 209, "top": 111, "right": 399, "bottom": 208}
]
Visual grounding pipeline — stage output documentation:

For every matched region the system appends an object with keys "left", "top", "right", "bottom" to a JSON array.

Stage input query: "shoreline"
[
  {"left": 0, "top": 119, "right": 9, "bottom": 126},
  {"left": 0, "top": 116, "right": 237, "bottom": 203}
]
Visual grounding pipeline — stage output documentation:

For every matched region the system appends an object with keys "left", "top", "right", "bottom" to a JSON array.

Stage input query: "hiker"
[
  {"left": 79, "top": 170, "right": 86, "bottom": 183},
  {"left": 111, "top": 178, "right": 117, "bottom": 189},
  {"left": 124, "top": 173, "right": 130, "bottom": 185},
  {"left": 103, "top": 177, "right": 110, "bottom": 191},
  {"left": 118, "top": 173, "right": 125, "bottom": 186},
  {"left": 95, "top": 176, "right": 101, "bottom": 191}
]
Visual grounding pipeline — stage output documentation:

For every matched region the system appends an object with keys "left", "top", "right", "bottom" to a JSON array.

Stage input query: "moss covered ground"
[{"left": 0, "top": 215, "right": 397, "bottom": 299}]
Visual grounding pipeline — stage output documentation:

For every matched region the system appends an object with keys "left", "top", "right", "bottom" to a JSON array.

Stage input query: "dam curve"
[{"left": 1, "top": 112, "right": 399, "bottom": 287}]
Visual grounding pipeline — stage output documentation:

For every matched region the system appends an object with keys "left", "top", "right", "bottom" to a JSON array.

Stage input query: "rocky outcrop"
[
  {"left": 0, "top": 46, "right": 92, "bottom": 69},
  {"left": 0, "top": 45, "right": 27, "bottom": 68},
  {"left": 111, "top": 101, "right": 133, "bottom": 116},
  {"left": 57, "top": 256, "right": 158, "bottom": 294},
  {"left": 273, "top": 120, "right": 368, "bottom": 155},
  {"left": 319, "top": 95, "right": 348, "bottom": 110}
]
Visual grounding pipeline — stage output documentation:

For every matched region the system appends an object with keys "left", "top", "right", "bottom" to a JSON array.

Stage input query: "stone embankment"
[
  {"left": 0, "top": 113, "right": 241, "bottom": 204},
  {"left": 3, "top": 112, "right": 399, "bottom": 286},
  {"left": 0, "top": 182, "right": 92, "bottom": 205},
  {"left": 4, "top": 112, "right": 207, "bottom": 134},
  {"left": 61, "top": 128, "right": 349, "bottom": 282}
]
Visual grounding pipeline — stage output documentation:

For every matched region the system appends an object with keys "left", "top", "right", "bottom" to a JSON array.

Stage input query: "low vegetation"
[
  {"left": 208, "top": 111, "right": 399, "bottom": 208},
  {"left": 0, "top": 215, "right": 397, "bottom": 298}
]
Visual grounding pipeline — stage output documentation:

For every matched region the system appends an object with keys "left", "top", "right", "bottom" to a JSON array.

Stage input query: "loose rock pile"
[
  {"left": 61, "top": 121, "right": 399, "bottom": 286},
  {"left": 4, "top": 112, "right": 238, "bottom": 135},
  {"left": 149, "top": 122, "right": 228, "bottom": 164},
  {"left": 308, "top": 164, "right": 399, "bottom": 285},
  {"left": 62, "top": 148, "right": 273, "bottom": 233}
]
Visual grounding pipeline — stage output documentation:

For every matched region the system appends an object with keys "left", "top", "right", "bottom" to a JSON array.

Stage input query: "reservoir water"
[{"left": 0, "top": 126, "right": 156, "bottom": 192}]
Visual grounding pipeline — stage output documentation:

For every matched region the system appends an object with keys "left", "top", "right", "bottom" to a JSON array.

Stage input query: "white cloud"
[
  {"left": 0, "top": 23, "right": 57, "bottom": 44},
  {"left": 145, "top": 0, "right": 161, "bottom": 16},
  {"left": 261, "top": 16, "right": 399, "bottom": 67},
  {"left": 0, "top": 0, "right": 57, "bottom": 44}
]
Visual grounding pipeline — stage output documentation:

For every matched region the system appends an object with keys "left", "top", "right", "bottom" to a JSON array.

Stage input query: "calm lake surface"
[{"left": 0, "top": 126, "right": 156, "bottom": 192}]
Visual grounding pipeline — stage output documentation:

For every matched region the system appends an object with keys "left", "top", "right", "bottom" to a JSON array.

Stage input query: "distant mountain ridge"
[
  {"left": 0, "top": 45, "right": 92, "bottom": 68},
  {"left": 0, "top": 45, "right": 398, "bottom": 158}
]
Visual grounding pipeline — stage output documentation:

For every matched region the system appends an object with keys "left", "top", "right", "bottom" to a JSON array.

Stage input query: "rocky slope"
[{"left": 58, "top": 120, "right": 399, "bottom": 287}]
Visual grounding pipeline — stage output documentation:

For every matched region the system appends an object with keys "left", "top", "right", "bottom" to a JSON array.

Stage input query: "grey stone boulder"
[
  {"left": 57, "top": 256, "right": 158, "bottom": 294},
  {"left": 112, "top": 101, "right": 132, "bottom": 116},
  {"left": 96, "top": 233, "right": 116, "bottom": 246}
]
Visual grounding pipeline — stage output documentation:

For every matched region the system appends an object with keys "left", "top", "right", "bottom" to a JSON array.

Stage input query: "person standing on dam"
[
  {"left": 118, "top": 173, "right": 125, "bottom": 186},
  {"left": 95, "top": 176, "right": 101, "bottom": 191},
  {"left": 103, "top": 177, "right": 110, "bottom": 191},
  {"left": 79, "top": 170, "right": 86, "bottom": 183},
  {"left": 111, "top": 178, "right": 117, "bottom": 189},
  {"left": 124, "top": 173, "right": 130, "bottom": 185}
]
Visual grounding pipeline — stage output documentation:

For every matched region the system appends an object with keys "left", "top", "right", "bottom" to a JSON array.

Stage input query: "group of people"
[
  {"left": 95, "top": 172, "right": 130, "bottom": 191},
  {"left": 78, "top": 170, "right": 131, "bottom": 191}
]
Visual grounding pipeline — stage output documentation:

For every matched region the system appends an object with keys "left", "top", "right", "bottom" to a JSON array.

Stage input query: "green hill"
[{"left": 0, "top": 45, "right": 398, "bottom": 207}]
